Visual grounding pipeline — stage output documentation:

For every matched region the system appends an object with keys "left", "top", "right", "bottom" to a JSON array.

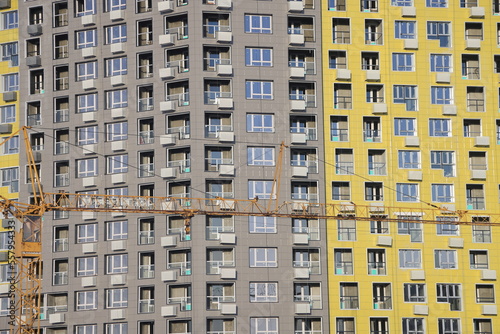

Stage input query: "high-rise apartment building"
[
  {"left": 0, "top": 0, "right": 329, "bottom": 333},
  {"left": 325, "top": 1, "right": 500, "bottom": 334}
]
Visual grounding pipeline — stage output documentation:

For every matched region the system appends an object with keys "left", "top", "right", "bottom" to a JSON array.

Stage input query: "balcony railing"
[
  {"left": 367, "top": 262, "right": 386, "bottom": 275},
  {"left": 139, "top": 264, "right": 155, "bottom": 278},
  {"left": 40, "top": 305, "right": 68, "bottom": 318},
  {"left": 336, "top": 162, "right": 353, "bottom": 175},
  {"left": 55, "top": 142, "right": 69, "bottom": 155},
  {"left": 27, "top": 114, "right": 41, "bottom": 126},
  {"left": 166, "top": 92, "right": 190, "bottom": 106},
  {"left": 470, "top": 262, "right": 488, "bottom": 269},
  {"left": 166, "top": 59, "right": 190, "bottom": 73},
  {"left": 207, "top": 191, "right": 234, "bottom": 199},
  {"left": 55, "top": 173, "right": 69, "bottom": 187},
  {"left": 293, "top": 260, "right": 320, "bottom": 274},
  {"left": 291, "top": 160, "right": 318, "bottom": 174},
  {"left": 167, "top": 261, "right": 191, "bottom": 275},
  {"left": 206, "top": 158, "right": 233, "bottom": 171},
  {"left": 53, "top": 272, "right": 68, "bottom": 285},
  {"left": 204, "top": 91, "right": 232, "bottom": 105},
  {"left": 335, "top": 261, "right": 353, "bottom": 275},
  {"left": 139, "top": 299, "right": 155, "bottom": 313},
  {"left": 167, "top": 159, "right": 191, "bottom": 173},
  {"left": 462, "top": 66, "right": 480, "bottom": 79},
  {"left": 365, "top": 32, "right": 383, "bottom": 45},
  {"left": 138, "top": 31, "right": 153, "bottom": 46},
  {"left": 293, "top": 294, "right": 321, "bottom": 309},
  {"left": 467, "top": 98, "right": 485, "bottom": 112},
  {"left": 291, "top": 193, "right": 318, "bottom": 203},
  {"left": 167, "top": 296, "right": 192, "bottom": 311},
  {"left": 364, "top": 130, "right": 381, "bottom": 142},
  {"left": 205, "top": 125, "right": 233, "bottom": 138},
  {"left": 289, "top": 60, "right": 315, "bottom": 75},
  {"left": 203, "top": 24, "right": 231, "bottom": 38},
  {"left": 332, "top": 31, "right": 350, "bottom": 44},
  {"left": 54, "top": 238, "right": 69, "bottom": 252},
  {"left": 368, "top": 162, "right": 386, "bottom": 175},
  {"left": 288, "top": 27, "right": 315, "bottom": 42},
  {"left": 207, "top": 295, "right": 235, "bottom": 310},
  {"left": 206, "top": 225, "right": 234, "bottom": 240},
  {"left": 139, "top": 230, "right": 154, "bottom": 244},
  {"left": 204, "top": 58, "right": 231, "bottom": 72},
  {"left": 54, "top": 12, "right": 68, "bottom": 27},
  {"left": 138, "top": 97, "right": 154, "bottom": 112},
  {"left": 139, "top": 130, "right": 154, "bottom": 144},
  {"left": 167, "top": 125, "right": 190, "bottom": 139},
  {"left": 54, "top": 109, "right": 69, "bottom": 123},
  {"left": 165, "top": 26, "right": 189, "bottom": 39},
  {"left": 289, "top": 93, "right": 316, "bottom": 107},
  {"left": 206, "top": 260, "right": 235, "bottom": 274},
  {"left": 139, "top": 163, "right": 155, "bottom": 177},
  {"left": 373, "top": 296, "right": 392, "bottom": 309},
  {"left": 340, "top": 296, "right": 359, "bottom": 309},
  {"left": 291, "top": 127, "right": 317, "bottom": 141},
  {"left": 167, "top": 227, "right": 189, "bottom": 241},
  {"left": 54, "top": 45, "right": 68, "bottom": 59},
  {"left": 55, "top": 76, "right": 69, "bottom": 91},
  {"left": 334, "top": 96, "right": 352, "bottom": 109},
  {"left": 467, "top": 197, "right": 485, "bottom": 210}
]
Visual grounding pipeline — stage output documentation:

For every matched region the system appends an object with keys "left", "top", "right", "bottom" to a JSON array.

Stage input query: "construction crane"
[{"left": 0, "top": 127, "right": 499, "bottom": 334}]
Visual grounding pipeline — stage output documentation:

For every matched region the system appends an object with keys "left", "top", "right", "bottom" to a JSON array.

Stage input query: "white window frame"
[
  {"left": 2, "top": 73, "right": 18, "bottom": 92},
  {"left": 393, "top": 85, "right": 417, "bottom": 111},
  {"left": 432, "top": 184, "right": 454, "bottom": 203},
  {"left": 107, "top": 154, "right": 128, "bottom": 174},
  {"left": 402, "top": 318, "right": 424, "bottom": 334},
  {"left": 105, "top": 323, "right": 128, "bottom": 334},
  {"left": 2, "top": 135, "right": 18, "bottom": 154},
  {"left": 77, "top": 126, "right": 98, "bottom": 145},
  {"left": 1, "top": 167, "right": 18, "bottom": 193},
  {"left": 105, "top": 24, "right": 127, "bottom": 44},
  {"left": 429, "top": 118, "right": 451, "bottom": 137},
  {"left": 392, "top": 53, "right": 414, "bottom": 71},
  {"left": 106, "top": 254, "right": 128, "bottom": 274},
  {"left": 76, "top": 61, "right": 98, "bottom": 81},
  {"left": 430, "top": 54, "right": 452, "bottom": 72},
  {"left": 394, "top": 21, "right": 416, "bottom": 39},
  {"left": 249, "top": 216, "right": 277, "bottom": 233},
  {"left": 246, "top": 81, "right": 273, "bottom": 100},
  {"left": 403, "top": 283, "right": 426, "bottom": 302},
  {"left": 244, "top": 15, "right": 272, "bottom": 34},
  {"left": 427, "top": 22, "right": 451, "bottom": 47},
  {"left": 250, "top": 282, "right": 278, "bottom": 302},
  {"left": 396, "top": 183, "right": 418, "bottom": 202},
  {"left": 77, "top": 93, "right": 98, "bottom": 113},
  {"left": 435, "top": 250, "right": 457, "bottom": 269},
  {"left": 76, "top": 29, "right": 97, "bottom": 49},
  {"left": 247, "top": 147, "right": 275, "bottom": 166},
  {"left": 250, "top": 317, "right": 278, "bottom": 334},
  {"left": 77, "top": 223, "right": 97, "bottom": 243},
  {"left": 245, "top": 48, "right": 272, "bottom": 66},
  {"left": 106, "top": 122, "right": 128, "bottom": 141},
  {"left": 427, "top": 0, "right": 447, "bottom": 7},
  {"left": 75, "top": 324, "right": 97, "bottom": 334},
  {"left": 398, "top": 150, "right": 420, "bottom": 169},
  {"left": 249, "top": 248, "right": 277, "bottom": 267},
  {"left": 76, "top": 256, "right": 97, "bottom": 277},
  {"left": 431, "top": 86, "right": 453, "bottom": 104},
  {"left": 438, "top": 318, "right": 460, "bottom": 334},
  {"left": 105, "top": 57, "right": 127, "bottom": 76},
  {"left": 1, "top": 42, "right": 18, "bottom": 66},
  {"left": 106, "top": 220, "right": 128, "bottom": 240},
  {"left": 77, "top": 158, "right": 98, "bottom": 178},
  {"left": 248, "top": 180, "right": 274, "bottom": 199},
  {"left": 106, "top": 288, "right": 128, "bottom": 308},
  {"left": 2, "top": 11, "right": 18, "bottom": 30},
  {"left": 247, "top": 114, "right": 274, "bottom": 132},
  {"left": 430, "top": 151, "right": 455, "bottom": 177},
  {"left": 106, "top": 89, "right": 128, "bottom": 109},
  {"left": 75, "top": 0, "right": 96, "bottom": 16},
  {"left": 399, "top": 249, "right": 421, "bottom": 268},
  {"left": 0, "top": 105, "right": 15, "bottom": 124},
  {"left": 76, "top": 290, "right": 97, "bottom": 311}
]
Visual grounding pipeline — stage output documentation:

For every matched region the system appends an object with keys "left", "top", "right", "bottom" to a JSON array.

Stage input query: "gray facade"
[{"left": 11, "top": 0, "right": 328, "bottom": 332}]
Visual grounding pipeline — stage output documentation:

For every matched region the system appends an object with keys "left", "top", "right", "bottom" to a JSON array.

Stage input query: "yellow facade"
[{"left": 323, "top": 1, "right": 500, "bottom": 333}]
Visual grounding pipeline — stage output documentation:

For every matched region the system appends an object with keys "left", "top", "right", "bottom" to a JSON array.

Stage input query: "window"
[
  {"left": 435, "top": 250, "right": 457, "bottom": 269},
  {"left": 2, "top": 11, "right": 18, "bottom": 30},
  {"left": 328, "top": 0, "right": 346, "bottom": 10},
  {"left": 473, "top": 319, "right": 492, "bottom": 334},
  {"left": 334, "top": 249, "right": 353, "bottom": 275},
  {"left": 436, "top": 217, "right": 459, "bottom": 235},
  {"left": 246, "top": 81, "right": 273, "bottom": 99},
  {"left": 2, "top": 135, "right": 18, "bottom": 154},
  {"left": 248, "top": 147, "right": 275, "bottom": 166},
  {"left": 370, "top": 217, "right": 389, "bottom": 234},
  {"left": 77, "top": 126, "right": 98, "bottom": 145},
  {"left": 106, "top": 57, "right": 127, "bottom": 76},
  {"left": 106, "top": 122, "right": 128, "bottom": 141},
  {"left": 76, "top": 290, "right": 97, "bottom": 311},
  {"left": 472, "top": 222, "right": 491, "bottom": 243},
  {"left": 402, "top": 318, "right": 424, "bottom": 334},
  {"left": 329, "top": 50, "right": 347, "bottom": 69},
  {"left": 105, "top": 24, "right": 127, "bottom": 44},
  {"left": 247, "top": 114, "right": 274, "bottom": 132},
  {"left": 332, "top": 181, "right": 350, "bottom": 200},
  {"left": 76, "top": 29, "right": 97, "bottom": 49},
  {"left": 249, "top": 248, "right": 277, "bottom": 267},
  {"left": 340, "top": 283, "right": 359, "bottom": 309},
  {"left": 77, "top": 257, "right": 97, "bottom": 276},
  {"left": 106, "top": 323, "right": 128, "bottom": 334},
  {"left": 250, "top": 282, "right": 277, "bottom": 302},
  {"left": 106, "top": 221, "right": 127, "bottom": 240},
  {"left": 365, "top": 182, "right": 383, "bottom": 201},
  {"left": 437, "top": 284, "right": 461, "bottom": 310},
  {"left": 432, "top": 184, "right": 454, "bottom": 202},
  {"left": 106, "top": 0, "right": 126, "bottom": 11},
  {"left": 77, "top": 158, "right": 98, "bottom": 178},
  {"left": 77, "top": 223, "right": 97, "bottom": 243},
  {"left": 106, "top": 288, "right": 128, "bottom": 308},
  {"left": 429, "top": 119, "right": 451, "bottom": 137},
  {"left": 398, "top": 150, "right": 420, "bottom": 169},
  {"left": 338, "top": 220, "right": 356, "bottom": 241},
  {"left": 431, "top": 54, "right": 452, "bottom": 72},
  {"left": 395, "top": 21, "right": 416, "bottom": 39},
  {"left": 2, "top": 73, "right": 18, "bottom": 92},
  {"left": 438, "top": 319, "right": 460, "bottom": 334},
  {"left": 245, "top": 48, "right": 272, "bottom": 66},
  {"left": 398, "top": 216, "right": 422, "bottom": 242},
  {"left": 399, "top": 249, "right": 421, "bottom": 268},
  {"left": 392, "top": 53, "right": 414, "bottom": 71},
  {"left": 431, "top": 86, "right": 453, "bottom": 104},
  {"left": 107, "top": 187, "right": 128, "bottom": 197},
  {"left": 77, "top": 93, "right": 98, "bottom": 113},
  {"left": 470, "top": 250, "right": 488, "bottom": 269},
  {"left": 76, "top": 0, "right": 96, "bottom": 16},
  {"left": 248, "top": 180, "right": 274, "bottom": 199},
  {"left": 107, "top": 154, "right": 128, "bottom": 174},
  {"left": 0, "top": 167, "right": 18, "bottom": 193},
  {"left": 1, "top": 42, "right": 18, "bottom": 66},
  {"left": 250, "top": 318, "right": 278, "bottom": 334},
  {"left": 249, "top": 216, "right": 276, "bottom": 233},
  {"left": 427, "top": 0, "right": 446, "bottom": 7},
  {"left": 106, "top": 254, "right": 128, "bottom": 274},
  {"left": 431, "top": 151, "right": 455, "bottom": 177},
  {"left": 106, "top": 89, "right": 128, "bottom": 109},
  {"left": 0, "top": 105, "right": 15, "bottom": 124},
  {"left": 75, "top": 325, "right": 97, "bottom": 334},
  {"left": 393, "top": 85, "right": 417, "bottom": 110},
  {"left": 244, "top": 15, "right": 272, "bottom": 34},
  {"left": 427, "top": 22, "right": 451, "bottom": 47},
  {"left": 476, "top": 284, "right": 495, "bottom": 303},
  {"left": 77, "top": 61, "right": 97, "bottom": 81},
  {"left": 404, "top": 283, "right": 426, "bottom": 302}
]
